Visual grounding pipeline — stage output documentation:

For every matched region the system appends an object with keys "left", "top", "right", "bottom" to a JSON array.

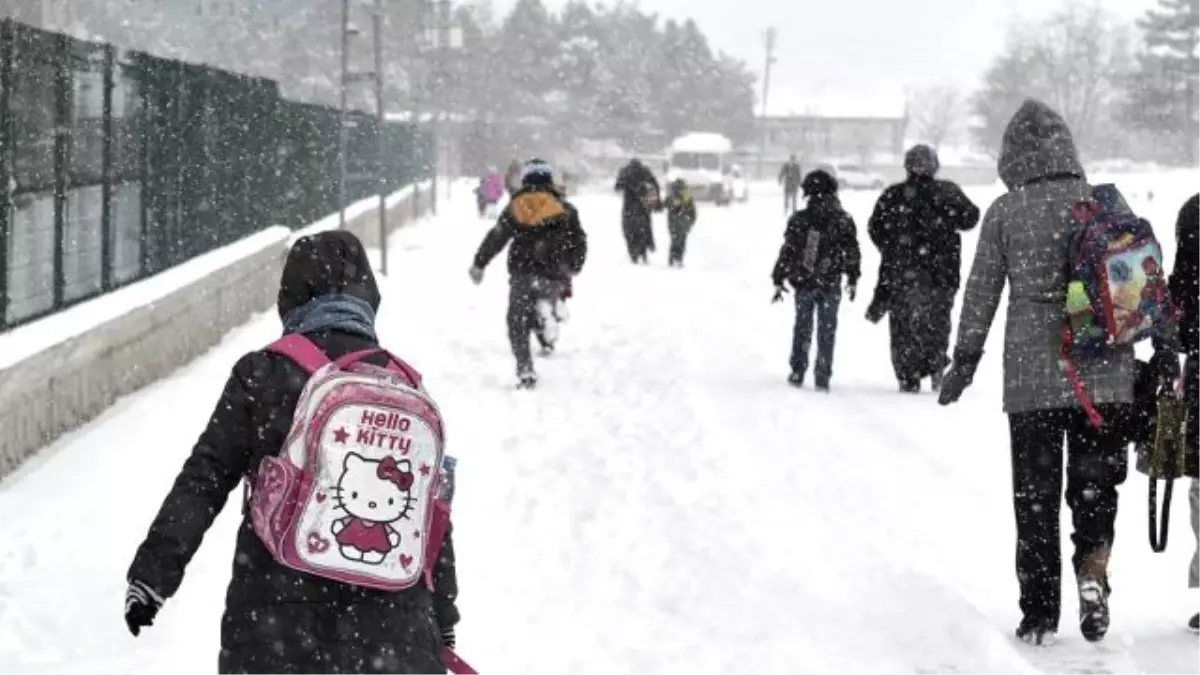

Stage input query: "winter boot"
[
  {"left": 814, "top": 377, "right": 830, "bottom": 392},
  {"left": 788, "top": 371, "right": 804, "bottom": 388},
  {"left": 1077, "top": 547, "right": 1112, "bottom": 642},
  {"left": 1015, "top": 615, "right": 1057, "bottom": 646},
  {"left": 899, "top": 379, "right": 921, "bottom": 393},
  {"left": 516, "top": 366, "right": 537, "bottom": 390},
  {"left": 1189, "top": 613, "right": 1198, "bottom": 633}
]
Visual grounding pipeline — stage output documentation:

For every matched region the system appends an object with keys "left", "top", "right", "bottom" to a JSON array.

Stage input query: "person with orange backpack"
[{"left": 124, "top": 231, "right": 470, "bottom": 673}]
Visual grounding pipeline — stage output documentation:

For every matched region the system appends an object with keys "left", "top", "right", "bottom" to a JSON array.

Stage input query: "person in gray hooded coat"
[{"left": 937, "top": 99, "right": 1133, "bottom": 646}]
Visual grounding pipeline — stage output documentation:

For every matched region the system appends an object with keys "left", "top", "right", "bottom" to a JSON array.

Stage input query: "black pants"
[
  {"left": 887, "top": 286, "right": 942, "bottom": 386},
  {"left": 929, "top": 286, "right": 956, "bottom": 373},
  {"left": 784, "top": 189, "right": 799, "bottom": 215},
  {"left": 507, "top": 274, "right": 561, "bottom": 374},
  {"left": 668, "top": 222, "right": 691, "bottom": 265},
  {"left": 790, "top": 286, "right": 841, "bottom": 383},
  {"left": 1007, "top": 405, "right": 1127, "bottom": 626},
  {"left": 622, "top": 206, "right": 655, "bottom": 262}
]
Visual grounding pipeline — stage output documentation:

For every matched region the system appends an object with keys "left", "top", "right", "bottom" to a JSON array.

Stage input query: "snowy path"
[{"left": 0, "top": 177, "right": 1197, "bottom": 673}]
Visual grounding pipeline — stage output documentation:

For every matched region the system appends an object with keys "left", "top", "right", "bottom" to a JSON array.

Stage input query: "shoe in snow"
[
  {"left": 815, "top": 379, "right": 830, "bottom": 392},
  {"left": 515, "top": 365, "right": 537, "bottom": 390},
  {"left": 787, "top": 372, "right": 804, "bottom": 388},
  {"left": 1015, "top": 616, "right": 1057, "bottom": 646},
  {"left": 1078, "top": 578, "right": 1110, "bottom": 642},
  {"left": 1189, "top": 613, "right": 1198, "bottom": 633},
  {"left": 899, "top": 379, "right": 920, "bottom": 393},
  {"left": 539, "top": 343, "right": 555, "bottom": 357}
]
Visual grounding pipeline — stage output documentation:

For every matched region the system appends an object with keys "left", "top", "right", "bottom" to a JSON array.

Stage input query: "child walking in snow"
[
  {"left": 124, "top": 231, "right": 462, "bottom": 674},
  {"left": 664, "top": 178, "right": 697, "bottom": 267},
  {"left": 771, "top": 169, "right": 861, "bottom": 391}
]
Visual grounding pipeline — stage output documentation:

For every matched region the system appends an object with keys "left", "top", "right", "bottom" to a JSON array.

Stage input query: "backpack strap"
[
  {"left": 1060, "top": 326, "right": 1105, "bottom": 429},
  {"left": 334, "top": 348, "right": 424, "bottom": 389},
  {"left": 424, "top": 500, "right": 451, "bottom": 590},
  {"left": 267, "top": 334, "right": 332, "bottom": 374},
  {"left": 441, "top": 646, "right": 477, "bottom": 674}
]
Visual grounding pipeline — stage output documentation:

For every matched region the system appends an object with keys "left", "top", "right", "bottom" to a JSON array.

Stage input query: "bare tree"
[
  {"left": 972, "top": 1, "right": 1133, "bottom": 159},
  {"left": 907, "top": 85, "right": 964, "bottom": 150}
]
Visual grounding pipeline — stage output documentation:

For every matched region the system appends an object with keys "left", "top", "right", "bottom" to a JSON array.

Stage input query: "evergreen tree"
[{"left": 1122, "top": 0, "right": 1199, "bottom": 163}]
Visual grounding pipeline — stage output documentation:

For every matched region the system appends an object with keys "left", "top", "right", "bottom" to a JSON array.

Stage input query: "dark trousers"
[
  {"left": 790, "top": 286, "right": 841, "bottom": 383},
  {"left": 784, "top": 189, "right": 799, "bottom": 215},
  {"left": 1007, "top": 405, "right": 1127, "bottom": 626},
  {"left": 888, "top": 285, "right": 943, "bottom": 385},
  {"left": 668, "top": 222, "right": 691, "bottom": 265},
  {"left": 507, "top": 274, "right": 561, "bottom": 374},
  {"left": 930, "top": 286, "right": 956, "bottom": 372}
]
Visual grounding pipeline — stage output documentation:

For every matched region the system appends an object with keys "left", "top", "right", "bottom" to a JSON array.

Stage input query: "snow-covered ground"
[{"left": 0, "top": 174, "right": 1197, "bottom": 674}]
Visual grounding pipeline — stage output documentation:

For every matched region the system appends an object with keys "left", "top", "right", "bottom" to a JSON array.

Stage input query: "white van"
[{"left": 665, "top": 132, "right": 735, "bottom": 205}]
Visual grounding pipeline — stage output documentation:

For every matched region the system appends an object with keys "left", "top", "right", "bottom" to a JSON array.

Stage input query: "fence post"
[
  {"left": 52, "top": 32, "right": 68, "bottom": 309},
  {"left": 137, "top": 54, "right": 151, "bottom": 277},
  {"left": 0, "top": 20, "right": 11, "bottom": 330},
  {"left": 100, "top": 44, "right": 114, "bottom": 292}
]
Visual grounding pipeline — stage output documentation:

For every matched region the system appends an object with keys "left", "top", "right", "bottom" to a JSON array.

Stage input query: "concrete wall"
[{"left": 0, "top": 183, "right": 433, "bottom": 481}]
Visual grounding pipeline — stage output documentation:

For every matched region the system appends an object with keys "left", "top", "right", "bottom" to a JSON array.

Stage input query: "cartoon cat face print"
[{"left": 334, "top": 452, "right": 415, "bottom": 524}]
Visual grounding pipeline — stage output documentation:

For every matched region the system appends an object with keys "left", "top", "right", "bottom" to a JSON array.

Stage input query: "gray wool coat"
[{"left": 953, "top": 99, "right": 1134, "bottom": 414}]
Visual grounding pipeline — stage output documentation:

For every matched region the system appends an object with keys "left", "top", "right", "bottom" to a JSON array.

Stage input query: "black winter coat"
[
  {"left": 1169, "top": 194, "right": 1198, "bottom": 358},
  {"left": 665, "top": 192, "right": 697, "bottom": 233},
  {"left": 772, "top": 195, "right": 862, "bottom": 290},
  {"left": 473, "top": 185, "right": 587, "bottom": 280},
  {"left": 867, "top": 176, "right": 979, "bottom": 292},
  {"left": 128, "top": 231, "right": 459, "bottom": 674},
  {"left": 614, "top": 161, "right": 661, "bottom": 216}
]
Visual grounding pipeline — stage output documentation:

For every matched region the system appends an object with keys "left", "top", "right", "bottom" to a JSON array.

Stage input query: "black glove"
[
  {"left": 441, "top": 626, "right": 456, "bottom": 649},
  {"left": 772, "top": 285, "right": 789, "bottom": 304},
  {"left": 125, "top": 579, "right": 164, "bottom": 637},
  {"left": 938, "top": 351, "right": 983, "bottom": 406}
]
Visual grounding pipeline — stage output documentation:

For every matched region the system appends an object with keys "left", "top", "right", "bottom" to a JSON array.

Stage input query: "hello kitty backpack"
[{"left": 247, "top": 334, "right": 451, "bottom": 592}]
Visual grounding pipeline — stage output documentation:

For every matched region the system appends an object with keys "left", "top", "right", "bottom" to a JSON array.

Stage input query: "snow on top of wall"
[{"left": 0, "top": 182, "right": 432, "bottom": 372}]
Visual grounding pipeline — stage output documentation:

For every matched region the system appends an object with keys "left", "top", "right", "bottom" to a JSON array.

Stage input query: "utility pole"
[
  {"left": 758, "top": 27, "right": 777, "bottom": 181},
  {"left": 372, "top": 0, "right": 388, "bottom": 274},
  {"left": 337, "top": 0, "right": 350, "bottom": 230}
]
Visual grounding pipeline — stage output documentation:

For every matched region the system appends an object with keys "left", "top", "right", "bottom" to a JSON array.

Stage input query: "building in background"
[{"left": 753, "top": 91, "right": 908, "bottom": 177}]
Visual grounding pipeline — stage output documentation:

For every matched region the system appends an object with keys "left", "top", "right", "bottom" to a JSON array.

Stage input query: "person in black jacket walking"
[
  {"left": 1161, "top": 193, "right": 1199, "bottom": 631},
  {"left": 124, "top": 231, "right": 459, "bottom": 674},
  {"left": 867, "top": 144, "right": 979, "bottom": 392},
  {"left": 664, "top": 178, "right": 697, "bottom": 267},
  {"left": 470, "top": 159, "right": 588, "bottom": 389},
  {"left": 614, "top": 158, "right": 661, "bottom": 264},
  {"left": 771, "top": 169, "right": 861, "bottom": 391},
  {"left": 779, "top": 154, "right": 803, "bottom": 215}
]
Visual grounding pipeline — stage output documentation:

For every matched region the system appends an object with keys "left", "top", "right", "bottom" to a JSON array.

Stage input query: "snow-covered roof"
[
  {"left": 761, "top": 88, "right": 907, "bottom": 120},
  {"left": 670, "top": 132, "right": 733, "bottom": 153}
]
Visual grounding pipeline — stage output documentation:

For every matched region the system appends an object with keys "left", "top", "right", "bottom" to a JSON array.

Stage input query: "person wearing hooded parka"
[
  {"left": 614, "top": 158, "right": 661, "bottom": 264},
  {"left": 866, "top": 144, "right": 980, "bottom": 392},
  {"left": 938, "top": 99, "right": 1133, "bottom": 646},
  {"left": 124, "top": 231, "right": 460, "bottom": 673},
  {"left": 1165, "top": 193, "right": 1199, "bottom": 631}
]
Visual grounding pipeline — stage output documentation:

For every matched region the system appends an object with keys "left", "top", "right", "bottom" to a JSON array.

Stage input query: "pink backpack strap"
[
  {"left": 423, "top": 500, "right": 451, "bottom": 590},
  {"left": 442, "top": 647, "right": 477, "bottom": 674},
  {"left": 266, "top": 334, "right": 331, "bottom": 374},
  {"left": 1060, "top": 326, "right": 1105, "bottom": 429}
]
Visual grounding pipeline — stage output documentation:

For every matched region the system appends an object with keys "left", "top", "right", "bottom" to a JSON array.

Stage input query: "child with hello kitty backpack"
[{"left": 124, "top": 231, "right": 473, "bottom": 674}]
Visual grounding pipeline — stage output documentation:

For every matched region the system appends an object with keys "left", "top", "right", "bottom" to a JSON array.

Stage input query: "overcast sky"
[{"left": 518, "top": 0, "right": 1157, "bottom": 116}]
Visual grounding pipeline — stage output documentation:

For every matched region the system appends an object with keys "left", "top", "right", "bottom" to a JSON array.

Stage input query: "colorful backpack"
[
  {"left": 1062, "top": 183, "right": 1174, "bottom": 427},
  {"left": 247, "top": 334, "right": 451, "bottom": 592}
]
